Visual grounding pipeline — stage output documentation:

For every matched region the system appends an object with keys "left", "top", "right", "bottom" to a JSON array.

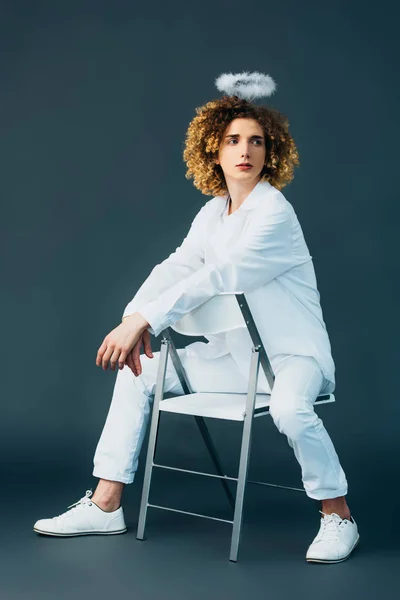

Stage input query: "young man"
[{"left": 34, "top": 89, "right": 359, "bottom": 563}]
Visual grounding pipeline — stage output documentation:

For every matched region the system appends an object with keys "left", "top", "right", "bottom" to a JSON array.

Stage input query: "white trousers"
[{"left": 92, "top": 348, "right": 348, "bottom": 501}]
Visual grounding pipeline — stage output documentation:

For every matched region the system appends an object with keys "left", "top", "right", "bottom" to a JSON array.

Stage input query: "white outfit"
[
  {"left": 92, "top": 349, "right": 347, "bottom": 500},
  {"left": 93, "top": 180, "right": 348, "bottom": 500},
  {"left": 122, "top": 180, "right": 335, "bottom": 393}
]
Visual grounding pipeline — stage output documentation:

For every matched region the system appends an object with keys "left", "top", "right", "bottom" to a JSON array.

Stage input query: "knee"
[{"left": 269, "top": 401, "right": 319, "bottom": 441}]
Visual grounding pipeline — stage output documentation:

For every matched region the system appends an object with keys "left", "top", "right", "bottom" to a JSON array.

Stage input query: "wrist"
[{"left": 122, "top": 312, "right": 150, "bottom": 331}]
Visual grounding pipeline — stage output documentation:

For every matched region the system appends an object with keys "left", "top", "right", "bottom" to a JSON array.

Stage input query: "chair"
[{"left": 136, "top": 292, "right": 335, "bottom": 562}]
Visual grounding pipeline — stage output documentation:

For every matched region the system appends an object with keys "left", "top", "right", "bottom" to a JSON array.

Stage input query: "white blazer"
[{"left": 122, "top": 180, "right": 335, "bottom": 393}]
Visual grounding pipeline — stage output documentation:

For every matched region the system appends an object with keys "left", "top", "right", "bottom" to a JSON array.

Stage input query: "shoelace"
[
  {"left": 53, "top": 490, "right": 94, "bottom": 520},
  {"left": 316, "top": 511, "right": 345, "bottom": 543},
  {"left": 67, "top": 489, "right": 93, "bottom": 509}
]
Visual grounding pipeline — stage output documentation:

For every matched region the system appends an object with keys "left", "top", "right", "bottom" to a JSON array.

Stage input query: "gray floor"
[{"left": 2, "top": 444, "right": 399, "bottom": 600}]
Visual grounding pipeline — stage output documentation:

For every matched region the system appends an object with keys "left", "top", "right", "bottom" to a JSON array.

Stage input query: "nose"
[{"left": 241, "top": 144, "right": 251, "bottom": 159}]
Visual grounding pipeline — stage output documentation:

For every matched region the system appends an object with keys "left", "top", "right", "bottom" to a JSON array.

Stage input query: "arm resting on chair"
[
  {"left": 122, "top": 204, "right": 208, "bottom": 333},
  {"left": 137, "top": 206, "right": 295, "bottom": 337}
]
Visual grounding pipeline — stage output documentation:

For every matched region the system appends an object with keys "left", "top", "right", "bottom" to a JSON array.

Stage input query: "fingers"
[
  {"left": 96, "top": 340, "right": 128, "bottom": 372},
  {"left": 143, "top": 330, "right": 154, "bottom": 359},
  {"left": 96, "top": 335, "right": 120, "bottom": 371},
  {"left": 125, "top": 351, "right": 135, "bottom": 373},
  {"left": 96, "top": 340, "right": 108, "bottom": 368},
  {"left": 98, "top": 331, "right": 153, "bottom": 377},
  {"left": 99, "top": 344, "right": 115, "bottom": 370},
  {"left": 132, "top": 337, "right": 142, "bottom": 375},
  {"left": 96, "top": 323, "right": 143, "bottom": 372},
  {"left": 127, "top": 333, "right": 153, "bottom": 377},
  {"left": 125, "top": 339, "right": 142, "bottom": 377},
  {"left": 107, "top": 347, "right": 127, "bottom": 371}
]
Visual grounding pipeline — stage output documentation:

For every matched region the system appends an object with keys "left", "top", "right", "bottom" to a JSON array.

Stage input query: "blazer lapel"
[{"left": 205, "top": 180, "right": 275, "bottom": 262}]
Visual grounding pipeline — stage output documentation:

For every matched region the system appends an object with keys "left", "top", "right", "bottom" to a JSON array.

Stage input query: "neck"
[{"left": 225, "top": 177, "right": 261, "bottom": 214}]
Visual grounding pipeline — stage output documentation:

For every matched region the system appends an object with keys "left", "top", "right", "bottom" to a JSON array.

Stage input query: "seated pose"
[{"left": 34, "top": 71, "right": 359, "bottom": 564}]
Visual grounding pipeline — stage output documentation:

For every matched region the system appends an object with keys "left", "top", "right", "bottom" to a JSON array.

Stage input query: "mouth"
[{"left": 236, "top": 164, "right": 253, "bottom": 169}]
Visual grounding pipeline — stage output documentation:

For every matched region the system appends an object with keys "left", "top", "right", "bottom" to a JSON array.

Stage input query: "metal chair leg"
[
  {"left": 136, "top": 340, "right": 169, "bottom": 541},
  {"left": 229, "top": 347, "right": 261, "bottom": 562},
  {"left": 161, "top": 328, "right": 235, "bottom": 510}
]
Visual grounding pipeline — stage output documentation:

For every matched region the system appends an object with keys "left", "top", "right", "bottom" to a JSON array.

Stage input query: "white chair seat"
[{"left": 159, "top": 391, "right": 335, "bottom": 422}]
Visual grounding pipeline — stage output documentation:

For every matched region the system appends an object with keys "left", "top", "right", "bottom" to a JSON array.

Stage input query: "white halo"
[{"left": 215, "top": 71, "right": 277, "bottom": 101}]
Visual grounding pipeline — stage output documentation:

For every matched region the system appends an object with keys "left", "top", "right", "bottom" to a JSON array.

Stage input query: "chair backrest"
[
  {"left": 171, "top": 292, "right": 246, "bottom": 336},
  {"left": 170, "top": 291, "right": 276, "bottom": 390}
]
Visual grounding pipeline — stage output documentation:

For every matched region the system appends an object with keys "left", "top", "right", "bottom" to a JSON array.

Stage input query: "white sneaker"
[
  {"left": 306, "top": 511, "right": 360, "bottom": 563},
  {"left": 33, "top": 490, "right": 127, "bottom": 537}
]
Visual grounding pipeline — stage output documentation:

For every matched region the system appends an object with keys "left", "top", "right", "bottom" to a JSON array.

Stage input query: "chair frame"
[{"left": 136, "top": 293, "right": 334, "bottom": 562}]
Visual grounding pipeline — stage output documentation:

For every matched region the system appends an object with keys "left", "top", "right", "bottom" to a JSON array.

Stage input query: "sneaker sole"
[
  {"left": 306, "top": 534, "right": 360, "bottom": 564},
  {"left": 33, "top": 527, "right": 127, "bottom": 537}
]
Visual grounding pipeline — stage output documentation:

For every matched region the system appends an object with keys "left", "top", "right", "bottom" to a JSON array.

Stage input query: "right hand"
[{"left": 125, "top": 328, "right": 153, "bottom": 376}]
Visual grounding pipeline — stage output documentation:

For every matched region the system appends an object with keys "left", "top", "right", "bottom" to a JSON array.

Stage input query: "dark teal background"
[{"left": 1, "top": 1, "right": 399, "bottom": 598}]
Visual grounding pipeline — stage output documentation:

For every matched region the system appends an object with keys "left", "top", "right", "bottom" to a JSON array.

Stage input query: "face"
[{"left": 215, "top": 117, "right": 267, "bottom": 185}]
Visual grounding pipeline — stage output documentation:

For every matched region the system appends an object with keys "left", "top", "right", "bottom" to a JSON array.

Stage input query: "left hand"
[{"left": 96, "top": 314, "right": 149, "bottom": 371}]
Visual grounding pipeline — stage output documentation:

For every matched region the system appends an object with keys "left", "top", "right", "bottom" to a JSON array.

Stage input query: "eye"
[{"left": 227, "top": 139, "right": 263, "bottom": 145}]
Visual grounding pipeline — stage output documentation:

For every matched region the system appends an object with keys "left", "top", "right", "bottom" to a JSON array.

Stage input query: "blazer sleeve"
[
  {"left": 122, "top": 204, "right": 207, "bottom": 330},
  {"left": 137, "top": 205, "right": 295, "bottom": 337}
]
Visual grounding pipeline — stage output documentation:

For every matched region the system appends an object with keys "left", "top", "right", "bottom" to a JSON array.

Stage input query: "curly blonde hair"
[{"left": 183, "top": 95, "right": 300, "bottom": 197}]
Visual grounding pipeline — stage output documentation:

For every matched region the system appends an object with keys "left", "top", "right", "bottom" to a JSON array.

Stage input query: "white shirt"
[
  {"left": 122, "top": 180, "right": 335, "bottom": 392},
  {"left": 183, "top": 195, "right": 294, "bottom": 373}
]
